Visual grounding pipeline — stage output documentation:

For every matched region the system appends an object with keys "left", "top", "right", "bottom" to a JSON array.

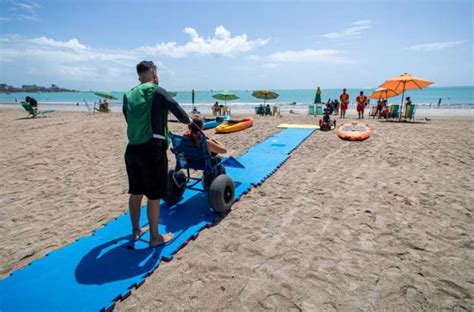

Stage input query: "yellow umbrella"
[
  {"left": 379, "top": 73, "right": 433, "bottom": 119},
  {"left": 369, "top": 87, "right": 399, "bottom": 99}
]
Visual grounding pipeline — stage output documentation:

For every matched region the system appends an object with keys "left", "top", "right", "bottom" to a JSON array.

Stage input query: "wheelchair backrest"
[{"left": 170, "top": 133, "right": 212, "bottom": 171}]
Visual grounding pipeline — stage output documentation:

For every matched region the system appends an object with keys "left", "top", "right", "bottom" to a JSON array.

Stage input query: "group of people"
[
  {"left": 97, "top": 99, "right": 110, "bottom": 112},
  {"left": 256, "top": 103, "right": 281, "bottom": 117},
  {"left": 336, "top": 89, "right": 370, "bottom": 119},
  {"left": 324, "top": 99, "right": 340, "bottom": 115},
  {"left": 319, "top": 89, "right": 369, "bottom": 119}
]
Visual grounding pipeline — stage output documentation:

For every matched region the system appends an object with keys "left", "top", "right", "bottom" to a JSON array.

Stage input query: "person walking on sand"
[
  {"left": 356, "top": 91, "right": 367, "bottom": 119},
  {"left": 123, "top": 60, "right": 191, "bottom": 247},
  {"left": 339, "top": 88, "right": 349, "bottom": 118}
]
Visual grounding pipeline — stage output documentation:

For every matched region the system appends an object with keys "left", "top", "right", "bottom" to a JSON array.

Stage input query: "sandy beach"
[{"left": 0, "top": 108, "right": 472, "bottom": 311}]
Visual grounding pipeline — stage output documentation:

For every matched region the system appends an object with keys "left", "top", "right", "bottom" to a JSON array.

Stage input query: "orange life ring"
[{"left": 336, "top": 121, "right": 371, "bottom": 141}]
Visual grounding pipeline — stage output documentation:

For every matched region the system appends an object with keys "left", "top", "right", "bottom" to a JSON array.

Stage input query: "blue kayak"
[{"left": 203, "top": 115, "right": 231, "bottom": 130}]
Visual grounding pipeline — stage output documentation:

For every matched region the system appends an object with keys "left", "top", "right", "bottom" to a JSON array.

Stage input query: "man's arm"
[
  {"left": 122, "top": 94, "right": 128, "bottom": 123},
  {"left": 158, "top": 88, "right": 190, "bottom": 124}
]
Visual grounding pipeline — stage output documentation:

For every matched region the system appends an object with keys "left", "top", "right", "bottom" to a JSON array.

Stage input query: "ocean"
[{"left": 1, "top": 86, "right": 473, "bottom": 110}]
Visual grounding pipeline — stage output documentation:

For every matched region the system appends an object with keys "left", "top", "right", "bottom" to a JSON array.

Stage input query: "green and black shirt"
[{"left": 123, "top": 83, "right": 190, "bottom": 146}]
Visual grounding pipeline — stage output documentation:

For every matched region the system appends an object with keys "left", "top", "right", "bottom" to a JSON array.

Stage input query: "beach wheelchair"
[
  {"left": 318, "top": 108, "right": 336, "bottom": 131},
  {"left": 164, "top": 130, "right": 244, "bottom": 215}
]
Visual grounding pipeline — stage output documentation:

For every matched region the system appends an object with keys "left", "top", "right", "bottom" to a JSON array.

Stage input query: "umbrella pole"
[{"left": 399, "top": 87, "right": 405, "bottom": 121}]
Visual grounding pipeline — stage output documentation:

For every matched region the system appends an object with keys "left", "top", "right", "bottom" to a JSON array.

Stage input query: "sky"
[{"left": 0, "top": 0, "right": 473, "bottom": 91}]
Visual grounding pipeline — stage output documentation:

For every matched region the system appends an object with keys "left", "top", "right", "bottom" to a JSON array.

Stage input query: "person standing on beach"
[
  {"left": 356, "top": 91, "right": 367, "bottom": 119},
  {"left": 123, "top": 60, "right": 191, "bottom": 247},
  {"left": 339, "top": 89, "right": 349, "bottom": 118},
  {"left": 405, "top": 96, "right": 412, "bottom": 115}
]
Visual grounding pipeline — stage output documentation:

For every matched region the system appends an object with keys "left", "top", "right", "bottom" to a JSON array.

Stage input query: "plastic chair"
[
  {"left": 388, "top": 105, "right": 400, "bottom": 119},
  {"left": 369, "top": 107, "right": 378, "bottom": 119},
  {"left": 316, "top": 105, "right": 324, "bottom": 116},
  {"left": 404, "top": 105, "right": 416, "bottom": 121},
  {"left": 21, "top": 102, "right": 55, "bottom": 118}
]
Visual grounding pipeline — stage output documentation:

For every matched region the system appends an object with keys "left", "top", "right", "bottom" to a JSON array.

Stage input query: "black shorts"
[{"left": 125, "top": 139, "right": 168, "bottom": 200}]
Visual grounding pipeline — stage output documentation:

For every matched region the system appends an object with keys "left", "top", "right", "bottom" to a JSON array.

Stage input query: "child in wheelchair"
[
  {"left": 319, "top": 107, "right": 336, "bottom": 131},
  {"left": 183, "top": 115, "right": 227, "bottom": 155}
]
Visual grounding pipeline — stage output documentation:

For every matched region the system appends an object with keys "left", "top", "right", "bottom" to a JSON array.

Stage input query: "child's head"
[{"left": 188, "top": 115, "right": 204, "bottom": 134}]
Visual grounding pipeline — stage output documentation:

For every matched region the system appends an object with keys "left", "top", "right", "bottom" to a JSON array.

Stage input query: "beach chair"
[
  {"left": 404, "top": 104, "right": 416, "bottom": 121},
  {"left": 272, "top": 105, "right": 281, "bottom": 117},
  {"left": 255, "top": 106, "right": 263, "bottom": 115},
  {"left": 21, "top": 102, "right": 55, "bottom": 118},
  {"left": 316, "top": 105, "right": 324, "bottom": 116},
  {"left": 94, "top": 103, "right": 111, "bottom": 113},
  {"left": 369, "top": 106, "right": 377, "bottom": 119},
  {"left": 264, "top": 105, "right": 271, "bottom": 116},
  {"left": 165, "top": 129, "right": 244, "bottom": 214},
  {"left": 223, "top": 105, "right": 231, "bottom": 116},
  {"left": 387, "top": 105, "right": 400, "bottom": 119}
]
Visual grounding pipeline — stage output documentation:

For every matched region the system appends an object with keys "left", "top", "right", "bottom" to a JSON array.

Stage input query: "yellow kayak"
[{"left": 215, "top": 117, "right": 254, "bottom": 134}]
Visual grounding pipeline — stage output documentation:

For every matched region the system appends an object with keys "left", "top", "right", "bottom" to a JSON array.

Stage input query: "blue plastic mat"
[{"left": 0, "top": 128, "right": 314, "bottom": 312}]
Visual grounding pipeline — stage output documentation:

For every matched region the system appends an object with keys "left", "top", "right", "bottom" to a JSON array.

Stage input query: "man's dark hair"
[
  {"left": 25, "top": 96, "right": 31, "bottom": 102},
  {"left": 136, "top": 61, "right": 156, "bottom": 74}
]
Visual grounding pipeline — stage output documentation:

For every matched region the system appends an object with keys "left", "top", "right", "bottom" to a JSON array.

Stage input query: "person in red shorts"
[
  {"left": 356, "top": 91, "right": 368, "bottom": 119},
  {"left": 339, "top": 88, "right": 349, "bottom": 118}
]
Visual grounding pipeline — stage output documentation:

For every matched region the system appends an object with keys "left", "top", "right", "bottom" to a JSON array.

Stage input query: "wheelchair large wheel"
[
  {"left": 202, "top": 164, "right": 226, "bottom": 190},
  {"left": 164, "top": 170, "right": 186, "bottom": 204},
  {"left": 208, "top": 174, "right": 234, "bottom": 215}
]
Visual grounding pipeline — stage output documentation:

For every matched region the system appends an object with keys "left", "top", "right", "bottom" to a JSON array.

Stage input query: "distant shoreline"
[
  {"left": 1, "top": 103, "right": 473, "bottom": 120},
  {"left": 0, "top": 85, "right": 472, "bottom": 94}
]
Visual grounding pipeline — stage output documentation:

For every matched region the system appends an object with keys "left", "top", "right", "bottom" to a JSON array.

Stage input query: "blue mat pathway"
[{"left": 0, "top": 128, "right": 314, "bottom": 311}]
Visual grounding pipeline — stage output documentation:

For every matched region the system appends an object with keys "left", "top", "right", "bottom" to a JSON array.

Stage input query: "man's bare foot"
[
  {"left": 149, "top": 232, "right": 174, "bottom": 247},
  {"left": 132, "top": 226, "right": 149, "bottom": 241}
]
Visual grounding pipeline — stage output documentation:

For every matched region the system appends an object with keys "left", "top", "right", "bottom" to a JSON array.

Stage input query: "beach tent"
[{"left": 379, "top": 73, "right": 433, "bottom": 119}]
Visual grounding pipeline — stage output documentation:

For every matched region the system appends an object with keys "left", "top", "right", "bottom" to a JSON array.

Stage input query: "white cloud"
[
  {"left": 321, "top": 20, "right": 372, "bottom": 39},
  {"left": 14, "top": 2, "right": 36, "bottom": 10},
  {"left": 269, "top": 49, "right": 351, "bottom": 64},
  {"left": 407, "top": 40, "right": 467, "bottom": 51},
  {"left": 138, "top": 25, "right": 269, "bottom": 58},
  {"left": 0, "top": 35, "right": 149, "bottom": 89},
  {"left": 16, "top": 14, "right": 39, "bottom": 21},
  {"left": 30, "top": 37, "right": 87, "bottom": 49},
  {"left": 0, "top": 26, "right": 266, "bottom": 90},
  {"left": 0, "top": 17, "right": 12, "bottom": 21},
  {"left": 4, "top": 1, "right": 41, "bottom": 22}
]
